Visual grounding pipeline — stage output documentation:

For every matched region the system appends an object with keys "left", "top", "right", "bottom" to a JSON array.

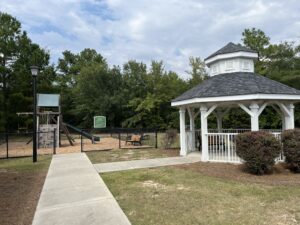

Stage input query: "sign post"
[{"left": 94, "top": 116, "right": 106, "bottom": 128}]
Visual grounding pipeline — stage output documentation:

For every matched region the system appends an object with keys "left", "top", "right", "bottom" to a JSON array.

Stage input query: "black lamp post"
[{"left": 31, "top": 66, "right": 39, "bottom": 163}]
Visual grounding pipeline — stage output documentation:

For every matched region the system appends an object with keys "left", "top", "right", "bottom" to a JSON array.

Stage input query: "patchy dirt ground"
[
  {"left": 0, "top": 156, "right": 51, "bottom": 225},
  {"left": 0, "top": 171, "right": 47, "bottom": 225},
  {"left": 174, "top": 162, "right": 300, "bottom": 186}
]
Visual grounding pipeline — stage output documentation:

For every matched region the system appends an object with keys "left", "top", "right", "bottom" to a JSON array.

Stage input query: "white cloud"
[{"left": 0, "top": 0, "right": 299, "bottom": 77}]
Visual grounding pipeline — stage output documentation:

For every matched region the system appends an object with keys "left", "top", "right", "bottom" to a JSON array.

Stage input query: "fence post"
[
  {"left": 155, "top": 130, "right": 158, "bottom": 149},
  {"left": 80, "top": 130, "right": 83, "bottom": 152},
  {"left": 118, "top": 131, "right": 121, "bottom": 149},
  {"left": 6, "top": 133, "right": 8, "bottom": 158},
  {"left": 53, "top": 129, "right": 56, "bottom": 155},
  {"left": 227, "top": 134, "right": 230, "bottom": 162}
]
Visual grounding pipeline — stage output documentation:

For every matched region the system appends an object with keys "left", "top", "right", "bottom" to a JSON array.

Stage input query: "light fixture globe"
[{"left": 30, "top": 66, "right": 39, "bottom": 76}]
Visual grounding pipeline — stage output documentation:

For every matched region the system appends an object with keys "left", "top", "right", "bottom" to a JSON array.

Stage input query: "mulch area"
[
  {"left": 0, "top": 170, "right": 47, "bottom": 225},
  {"left": 0, "top": 137, "right": 153, "bottom": 158},
  {"left": 174, "top": 162, "right": 300, "bottom": 186}
]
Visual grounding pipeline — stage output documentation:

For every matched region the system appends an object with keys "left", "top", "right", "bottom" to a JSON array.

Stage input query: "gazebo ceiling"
[{"left": 172, "top": 72, "right": 300, "bottom": 106}]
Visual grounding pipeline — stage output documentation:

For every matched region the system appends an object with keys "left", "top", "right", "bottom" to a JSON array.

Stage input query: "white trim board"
[
  {"left": 171, "top": 94, "right": 300, "bottom": 107},
  {"left": 205, "top": 51, "right": 258, "bottom": 66}
]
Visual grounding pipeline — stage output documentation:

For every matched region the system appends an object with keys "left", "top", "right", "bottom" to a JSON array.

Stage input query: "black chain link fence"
[
  {"left": 0, "top": 128, "right": 180, "bottom": 159},
  {"left": 0, "top": 131, "right": 56, "bottom": 159}
]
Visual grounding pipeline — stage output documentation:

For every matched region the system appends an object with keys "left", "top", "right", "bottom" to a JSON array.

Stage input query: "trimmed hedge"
[
  {"left": 282, "top": 129, "right": 300, "bottom": 173},
  {"left": 236, "top": 131, "right": 281, "bottom": 175}
]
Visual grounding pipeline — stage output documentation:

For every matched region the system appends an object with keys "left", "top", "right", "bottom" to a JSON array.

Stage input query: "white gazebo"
[{"left": 172, "top": 42, "right": 300, "bottom": 163}]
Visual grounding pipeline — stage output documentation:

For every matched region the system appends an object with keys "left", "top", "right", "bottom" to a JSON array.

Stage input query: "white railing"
[
  {"left": 205, "top": 131, "right": 283, "bottom": 163},
  {"left": 273, "top": 132, "right": 284, "bottom": 162},
  {"left": 207, "top": 129, "right": 250, "bottom": 133},
  {"left": 194, "top": 129, "right": 282, "bottom": 133},
  {"left": 206, "top": 133, "right": 241, "bottom": 163},
  {"left": 185, "top": 129, "right": 284, "bottom": 163}
]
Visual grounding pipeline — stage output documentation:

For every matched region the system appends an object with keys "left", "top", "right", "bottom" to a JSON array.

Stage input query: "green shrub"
[
  {"left": 236, "top": 131, "right": 281, "bottom": 175},
  {"left": 282, "top": 129, "right": 300, "bottom": 173}
]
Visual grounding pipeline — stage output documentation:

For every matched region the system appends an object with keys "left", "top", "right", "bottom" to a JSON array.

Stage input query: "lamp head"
[{"left": 30, "top": 66, "right": 39, "bottom": 77}]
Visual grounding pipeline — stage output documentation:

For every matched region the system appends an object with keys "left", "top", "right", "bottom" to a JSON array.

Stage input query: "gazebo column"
[
  {"left": 250, "top": 103, "right": 259, "bottom": 131},
  {"left": 289, "top": 104, "right": 295, "bottom": 129},
  {"left": 271, "top": 104, "right": 286, "bottom": 130},
  {"left": 239, "top": 102, "right": 267, "bottom": 131},
  {"left": 187, "top": 107, "right": 196, "bottom": 152},
  {"left": 277, "top": 103, "right": 295, "bottom": 130},
  {"left": 200, "top": 106, "right": 208, "bottom": 161},
  {"left": 214, "top": 108, "right": 229, "bottom": 132},
  {"left": 179, "top": 107, "right": 187, "bottom": 156},
  {"left": 216, "top": 111, "right": 223, "bottom": 132},
  {"left": 200, "top": 104, "right": 217, "bottom": 161}
]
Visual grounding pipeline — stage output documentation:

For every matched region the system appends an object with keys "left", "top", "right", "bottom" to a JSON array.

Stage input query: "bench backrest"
[{"left": 131, "top": 134, "right": 141, "bottom": 142}]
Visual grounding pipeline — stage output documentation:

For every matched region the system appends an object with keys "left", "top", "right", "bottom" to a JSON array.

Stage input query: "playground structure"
[
  {"left": 17, "top": 93, "right": 100, "bottom": 149},
  {"left": 0, "top": 94, "right": 161, "bottom": 159},
  {"left": 37, "top": 94, "right": 61, "bottom": 148},
  {"left": 1, "top": 124, "right": 160, "bottom": 159}
]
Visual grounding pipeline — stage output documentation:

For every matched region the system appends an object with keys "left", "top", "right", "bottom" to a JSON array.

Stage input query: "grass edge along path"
[{"left": 87, "top": 148, "right": 180, "bottom": 164}]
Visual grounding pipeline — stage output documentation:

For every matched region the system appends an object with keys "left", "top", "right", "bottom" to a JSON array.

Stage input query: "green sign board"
[{"left": 94, "top": 116, "right": 106, "bottom": 128}]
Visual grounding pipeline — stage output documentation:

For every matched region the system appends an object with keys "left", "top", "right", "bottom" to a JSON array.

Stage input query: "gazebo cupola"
[
  {"left": 172, "top": 42, "right": 300, "bottom": 163},
  {"left": 205, "top": 42, "right": 258, "bottom": 76}
]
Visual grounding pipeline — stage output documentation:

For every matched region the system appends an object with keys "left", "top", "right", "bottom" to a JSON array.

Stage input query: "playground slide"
[{"left": 64, "top": 123, "right": 100, "bottom": 143}]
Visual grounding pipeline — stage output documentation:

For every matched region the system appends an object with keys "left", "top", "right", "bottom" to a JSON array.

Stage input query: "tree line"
[{"left": 1, "top": 12, "right": 300, "bottom": 132}]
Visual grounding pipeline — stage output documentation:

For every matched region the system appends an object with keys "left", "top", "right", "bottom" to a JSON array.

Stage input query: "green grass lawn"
[
  {"left": 102, "top": 166, "right": 300, "bottom": 225},
  {"left": 0, "top": 155, "right": 52, "bottom": 171},
  {"left": 87, "top": 148, "right": 179, "bottom": 164}
]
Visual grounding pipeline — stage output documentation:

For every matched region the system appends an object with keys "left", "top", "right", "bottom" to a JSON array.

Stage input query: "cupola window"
[
  {"left": 243, "top": 61, "right": 250, "bottom": 71},
  {"left": 225, "top": 60, "right": 234, "bottom": 71},
  {"left": 212, "top": 65, "right": 217, "bottom": 74}
]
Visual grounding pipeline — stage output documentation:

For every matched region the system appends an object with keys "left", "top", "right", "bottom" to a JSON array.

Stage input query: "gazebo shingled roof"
[
  {"left": 205, "top": 42, "right": 256, "bottom": 61},
  {"left": 173, "top": 72, "right": 300, "bottom": 102}
]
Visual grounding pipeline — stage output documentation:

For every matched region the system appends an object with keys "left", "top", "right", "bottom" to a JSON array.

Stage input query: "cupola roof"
[{"left": 205, "top": 42, "right": 257, "bottom": 61}]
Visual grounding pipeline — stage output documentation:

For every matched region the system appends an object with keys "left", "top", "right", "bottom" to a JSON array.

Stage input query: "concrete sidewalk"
[
  {"left": 93, "top": 152, "right": 201, "bottom": 173},
  {"left": 32, "top": 153, "right": 131, "bottom": 225}
]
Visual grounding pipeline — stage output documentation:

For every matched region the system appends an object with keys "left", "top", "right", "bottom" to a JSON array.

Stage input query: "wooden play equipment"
[{"left": 17, "top": 93, "right": 99, "bottom": 149}]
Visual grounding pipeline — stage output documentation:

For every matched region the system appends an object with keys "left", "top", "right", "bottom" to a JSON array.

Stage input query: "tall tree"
[
  {"left": 0, "top": 12, "right": 52, "bottom": 131},
  {"left": 74, "top": 63, "right": 123, "bottom": 127},
  {"left": 57, "top": 49, "right": 123, "bottom": 127},
  {"left": 242, "top": 28, "right": 270, "bottom": 60},
  {"left": 186, "top": 56, "right": 207, "bottom": 88},
  {"left": 56, "top": 49, "right": 106, "bottom": 125},
  {"left": 242, "top": 27, "right": 300, "bottom": 128},
  {"left": 242, "top": 28, "right": 270, "bottom": 74},
  {"left": 123, "top": 61, "right": 188, "bottom": 129}
]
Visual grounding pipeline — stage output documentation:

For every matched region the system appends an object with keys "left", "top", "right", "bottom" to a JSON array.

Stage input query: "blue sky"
[{"left": 1, "top": 0, "right": 300, "bottom": 77}]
